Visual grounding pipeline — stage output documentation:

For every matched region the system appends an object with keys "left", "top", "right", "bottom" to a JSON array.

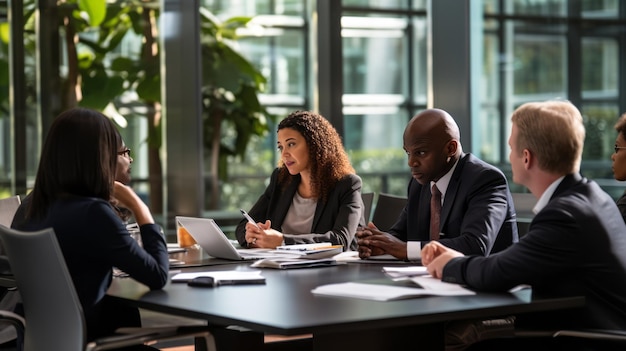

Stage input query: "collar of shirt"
[
  {"left": 533, "top": 175, "right": 565, "bottom": 214},
  {"left": 431, "top": 157, "right": 459, "bottom": 206}
]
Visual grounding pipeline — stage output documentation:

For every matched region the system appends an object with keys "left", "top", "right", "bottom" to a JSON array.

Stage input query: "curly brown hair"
[{"left": 277, "top": 110, "right": 355, "bottom": 202}]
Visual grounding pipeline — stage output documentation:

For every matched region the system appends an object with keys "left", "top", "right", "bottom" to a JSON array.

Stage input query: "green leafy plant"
[
  {"left": 199, "top": 9, "right": 274, "bottom": 209},
  {"left": 3, "top": 0, "right": 272, "bottom": 211}
]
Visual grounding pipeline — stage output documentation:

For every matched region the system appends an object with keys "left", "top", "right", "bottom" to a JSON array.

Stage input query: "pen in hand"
[{"left": 240, "top": 209, "right": 261, "bottom": 229}]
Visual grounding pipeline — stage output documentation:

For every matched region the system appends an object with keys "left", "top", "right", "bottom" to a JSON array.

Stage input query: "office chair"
[
  {"left": 0, "top": 196, "right": 20, "bottom": 228},
  {"left": 361, "top": 192, "right": 374, "bottom": 223},
  {"left": 371, "top": 193, "right": 407, "bottom": 232},
  {"left": 501, "top": 324, "right": 626, "bottom": 351},
  {"left": 0, "top": 195, "right": 21, "bottom": 348},
  {"left": 0, "top": 225, "right": 217, "bottom": 351}
]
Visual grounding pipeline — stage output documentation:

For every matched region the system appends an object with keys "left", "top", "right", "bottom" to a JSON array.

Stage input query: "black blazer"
[
  {"left": 443, "top": 174, "right": 626, "bottom": 330},
  {"left": 389, "top": 153, "right": 518, "bottom": 255},
  {"left": 235, "top": 168, "right": 365, "bottom": 250},
  {"left": 616, "top": 191, "right": 626, "bottom": 223},
  {"left": 12, "top": 194, "right": 168, "bottom": 339}
]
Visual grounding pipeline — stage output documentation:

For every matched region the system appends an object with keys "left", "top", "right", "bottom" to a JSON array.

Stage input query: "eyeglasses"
[
  {"left": 615, "top": 146, "right": 626, "bottom": 154},
  {"left": 117, "top": 148, "right": 131, "bottom": 158}
]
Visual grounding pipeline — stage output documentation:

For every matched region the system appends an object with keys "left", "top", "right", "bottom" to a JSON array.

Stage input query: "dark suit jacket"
[
  {"left": 389, "top": 153, "right": 518, "bottom": 255},
  {"left": 617, "top": 191, "right": 626, "bottom": 223},
  {"left": 443, "top": 174, "right": 626, "bottom": 330},
  {"left": 11, "top": 195, "right": 169, "bottom": 339},
  {"left": 235, "top": 168, "right": 365, "bottom": 250}
]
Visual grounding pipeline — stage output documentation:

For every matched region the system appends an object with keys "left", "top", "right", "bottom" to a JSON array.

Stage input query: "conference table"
[{"left": 107, "top": 249, "right": 584, "bottom": 351}]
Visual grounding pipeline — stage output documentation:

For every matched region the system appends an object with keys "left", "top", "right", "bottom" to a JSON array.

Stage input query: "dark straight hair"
[{"left": 27, "top": 108, "right": 121, "bottom": 220}]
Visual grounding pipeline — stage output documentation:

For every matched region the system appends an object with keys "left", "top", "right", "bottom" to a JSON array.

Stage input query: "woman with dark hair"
[
  {"left": 12, "top": 107, "right": 168, "bottom": 343},
  {"left": 612, "top": 112, "right": 626, "bottom": 222},
  {"left": 235, "top": 110, "right": 364, "bottom": 250}
]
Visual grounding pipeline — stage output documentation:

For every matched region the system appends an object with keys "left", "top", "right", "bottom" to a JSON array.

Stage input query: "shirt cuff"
[{"left": 407, "top": 241, "right": 422, "bottom": 261}]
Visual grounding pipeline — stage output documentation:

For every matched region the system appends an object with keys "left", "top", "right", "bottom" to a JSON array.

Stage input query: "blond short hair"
[{"left": 511, "top": 100, "right": 585, "bottom": 174}]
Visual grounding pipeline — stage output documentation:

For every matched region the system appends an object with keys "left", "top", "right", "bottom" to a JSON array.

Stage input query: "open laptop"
[{"left": 175, "top": 216, "right": 276, "bottom": 260}]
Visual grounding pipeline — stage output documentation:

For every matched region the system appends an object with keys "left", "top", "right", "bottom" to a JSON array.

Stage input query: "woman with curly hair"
[{"left": 235, "top": 110, "right": 365, "bottom": 250}]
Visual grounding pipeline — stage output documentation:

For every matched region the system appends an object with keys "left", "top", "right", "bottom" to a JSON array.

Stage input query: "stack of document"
[
  {"left": 311, "top": 276, "right": 475, "bottom": 301},
  {"left": 382, "top": 266, "right": 429, "bottom": 279},
  {"left": 251, "top": 257, "right": 338, "bottom": 269},
  {"left": 248, "top": 243, "right": 344, "bottom": 269},
  {"left": 269, "top": 243, "right": 343, "bottom": 259}
]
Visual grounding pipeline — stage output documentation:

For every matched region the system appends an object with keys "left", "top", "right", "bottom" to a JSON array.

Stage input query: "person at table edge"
[
  {"left": 357, "top": 108, "right": 518, "bottom": 261},
  {"left": 424, "top": 100, "right": 626, "bottom": 337}
]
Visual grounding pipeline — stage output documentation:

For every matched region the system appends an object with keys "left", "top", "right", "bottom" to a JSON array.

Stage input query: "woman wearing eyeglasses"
[
  {"left": 112, "top": 144, "right": 133, "bottom": 223},
  {"left": 612, "top": 112, "right": 626, "bottom": 222},
  {"left": 11, "top": 107, "right": 168, "bottom": 345}
]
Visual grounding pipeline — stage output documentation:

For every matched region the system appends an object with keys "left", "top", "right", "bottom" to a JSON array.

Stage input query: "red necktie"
[{"left": 430, "top": 184, "right": 441, "bottom": 241}]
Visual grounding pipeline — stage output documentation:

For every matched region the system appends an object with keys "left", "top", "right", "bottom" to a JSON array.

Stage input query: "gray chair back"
[
  {"left": 371, "top": 193, "right": 408, "bottom": 232},
  {"left": 0, "top": 226, "right": 86, "bottom": 351},
  {"left": 361, "top": 192, "right": 374, "bottom": 223},
  {"left": 0, "top": 196, "right": 21, "bottom": 228}
]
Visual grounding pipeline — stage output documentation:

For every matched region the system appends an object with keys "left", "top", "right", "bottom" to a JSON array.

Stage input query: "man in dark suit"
[
  {"left": 424, "top": 100, "right": 626, "bottom": 350},
  {"left": 357, "top": 108, "right": 518, "bottom": 261}
]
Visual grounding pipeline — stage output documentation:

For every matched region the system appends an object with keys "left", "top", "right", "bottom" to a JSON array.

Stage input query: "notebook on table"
[{"left": 175, "top": 216, "right": 277, "bottom": 261}]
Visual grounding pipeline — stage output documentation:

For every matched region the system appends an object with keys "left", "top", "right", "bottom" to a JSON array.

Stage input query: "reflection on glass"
[
  {"left": 483, "top": 0, "right": 498, "bottom": 14},
  {"left": 482, "top": 33, "right": 501, "bottom": 104},
  {"left": 238, "top": 30, "right": 306, "bottom": 96},
  {"left": 582, "top": 38, "right": 618, "bottom": 100},
  {"left": 342, "top": 17, "right": 407, "bottom": 95},
  {"left": 202, "top": 0, "right": 304, "bottom": 16},
  {"left": 582, "top": 0, "right": 619, "bottom": 18},
  {"left": 513, "top": 34, "right": 566, "bottom": 102},
  {"left": 581, "top": 104, "right": 619, "bottom": 162},
  {"left": 412, "top": 17, "right": 427, "bottom": 106},
  {"left": 509, "top": 0, "right": 566, "bottom": 16},
  {"left": 475, "top": 107, "right": 502, "bottom": 165},
  {"left": 344, "top": 111, "right": 407, "bottom": 165},
  {"left": 342, "top": 0, "right": 409, "bottom": 9}
]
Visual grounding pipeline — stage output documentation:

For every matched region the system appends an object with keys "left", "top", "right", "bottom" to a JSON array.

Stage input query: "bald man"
[{"left": 357, "top": 108, "right": 518, "bottom": 261}]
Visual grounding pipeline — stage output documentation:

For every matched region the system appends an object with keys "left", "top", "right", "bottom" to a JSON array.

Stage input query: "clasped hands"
[
  {"left": 356, "top": 222, "right": 408, "bottom": 260},
  {"left": 356, "top": 222, "right": 463, "bottom": 279},
  {"left": 245, "top": 220, "right": 283, "bottom": 248}
]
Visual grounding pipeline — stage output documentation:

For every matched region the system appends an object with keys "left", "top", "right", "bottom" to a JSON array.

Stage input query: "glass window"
[
  {"left": 513, "top": 33, "right": 567, "bottom": 104},
  {"left": 412, "top": 17, "right": 428, "bottom": 106},
  {"left": 582, "top": 0, "right": 619, "bottom": 18},
  {"left": 201, "top": 2, "right": 309, "bottom": 210},
  {"left": 343, "top": 0, "right": 409, "bottom": 9},
  {"left": 482, "top": 0, "right": 626, "bottom": 201},
  {"left": 203, "top": 0, "right": 305, "bottom": 16},
  {"left": 342, "top": 16, "right": 408, "bottom": 95},
  {"left": 237, "top": 29, "right": 306, "bottom": 97},
  {"left": 582, "top": 37, "right": 618, "bottom": 100},
  {"left": 509, "top": 0, "right": 567, "bottom": 16},
  {"left": 582, "top": 103, "right": 619, "bottom": 162},
  {"left": 341, "top": 7, "right": 425, "bottom": 196}
]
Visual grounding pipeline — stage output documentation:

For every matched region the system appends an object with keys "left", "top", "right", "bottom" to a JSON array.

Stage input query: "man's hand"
[
  {"left": 422, "top": 241, "right": 463, "bottom": 279},
  {"left": 356, "top": 222, "right": 408, "bottom": 260}
]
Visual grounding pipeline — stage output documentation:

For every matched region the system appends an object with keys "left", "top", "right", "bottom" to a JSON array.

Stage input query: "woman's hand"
[
  {"left": 245, "top": 220, "right": 284, "bottom": 248},
  {"left": 112, "top": 181, "right": 154, "bottom": 225}
]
